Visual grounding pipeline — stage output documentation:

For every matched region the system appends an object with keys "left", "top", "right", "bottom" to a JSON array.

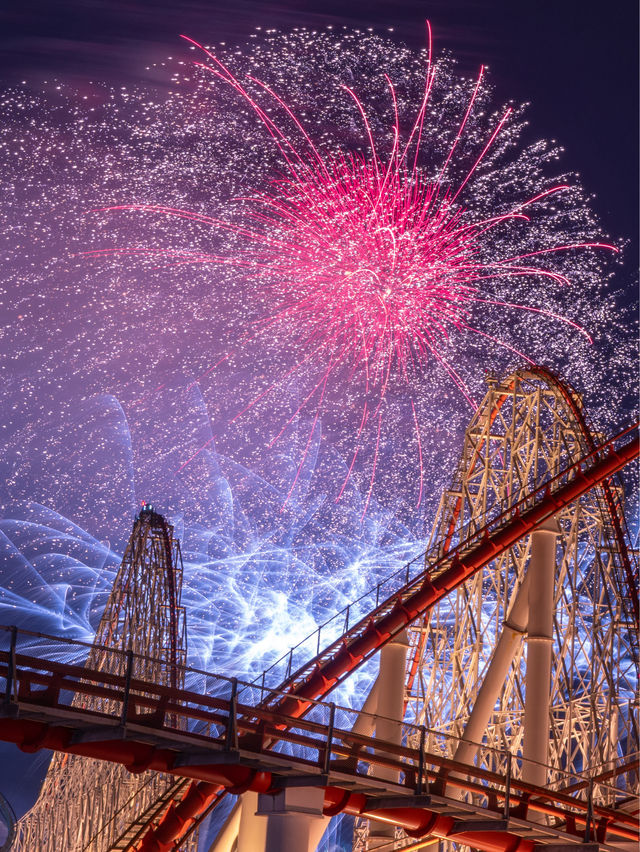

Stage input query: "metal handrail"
[{"left": 0, "top": 634, "right": 637, "bottom": 837}]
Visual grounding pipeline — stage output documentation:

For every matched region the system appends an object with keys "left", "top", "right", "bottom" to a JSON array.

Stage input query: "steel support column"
[
  {"left": 351, "top": 677, "right": 380, "bottom": 738},
  {"left": 522, "top": 519, "right": 559, "bottom": 790},
  {"left": 453, "top": 571, "right": 530, "bottom": 767},
  {"left": 207, "top": 800, "right": 241, "bottom": 852},
  {"left": 368, "top": 630, "right": 410, "bottom": 848},
  {"left": 258, "top": 787, "right": 326, "bottom": 852},
  {"left": 237, "top": 791, "right": 267, "bottom": 852}
]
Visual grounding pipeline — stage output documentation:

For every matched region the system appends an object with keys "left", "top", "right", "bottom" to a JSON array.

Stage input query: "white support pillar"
[
  {"left": 454, "top": 571, "right": 531, "bottom": 768},
  {"left": 215, "top": 659, "right": 384, "bottom": 852},
  {"left": 236, "top": 791, "right": 267, "bottom": 852},
  {"left": 522, "top": 518, "right": 559, "bottom": 790},
  {"left": 207, "top": 798, "right": 241, "bottom": 852},
  {"left": 226, "top": 788, "right": 327, "bottom": 852},
  {"left": 368, "top": 630, "right": 410, "bottom": 849},
  {"left": 258, "top": 786, "right": 327, "bottom": 852},
  {"left": 351, "top": 676, "right": 380, "bottom": 738}
]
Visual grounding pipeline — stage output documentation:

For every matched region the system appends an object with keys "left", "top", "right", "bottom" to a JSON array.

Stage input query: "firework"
[
  {"left": 0, "top": 386, "right": 422, "bottom": 832},
  {"left": 0, "top": 388, "right": 419, "bottom": 692},
  {"left": 0, "top": 31, "right": 636, "bottom": 830},
  {"left": 82, "top": 27, "right": 619, "bottom": 511}
]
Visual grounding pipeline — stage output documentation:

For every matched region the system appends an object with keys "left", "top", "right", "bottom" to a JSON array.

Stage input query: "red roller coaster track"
[
  {"left": 267, "top": 421, "right": 638, "bottom": 719},
  {"left": 404, "top": 365, "right": 639, "bottom": 701}
]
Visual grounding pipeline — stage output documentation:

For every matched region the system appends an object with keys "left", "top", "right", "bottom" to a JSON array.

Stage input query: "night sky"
[{"left": 0, "top": 0, "right": 637, "bottom": 831}]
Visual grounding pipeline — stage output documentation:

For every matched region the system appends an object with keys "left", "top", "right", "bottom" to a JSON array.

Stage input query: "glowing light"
[{"left": 0, "top": 391, "right": 421, "bottom": 703}]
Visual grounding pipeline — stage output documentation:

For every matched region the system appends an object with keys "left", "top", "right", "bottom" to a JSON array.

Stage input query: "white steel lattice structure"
[
  {"left": 355, "top": 366, "right": 638, "bottom": 850},
  {"left": 13, "top": 504, "right": 196, "bottom": 852}
]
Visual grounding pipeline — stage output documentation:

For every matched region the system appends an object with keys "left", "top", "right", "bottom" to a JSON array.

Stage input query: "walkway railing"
[
  {"left": 255, "top": 422, "right": 638, "bottom": 694},
  {"left": 2, "top": 421, "right": 637, "bottom": 851},
  {"left": 0, "top": 625, "right": 638, "bottom": 846}
]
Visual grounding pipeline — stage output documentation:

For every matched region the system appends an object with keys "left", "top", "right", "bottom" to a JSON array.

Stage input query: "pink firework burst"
[{"left": 87, "top": 27, "right": 615, "bottom": 515}]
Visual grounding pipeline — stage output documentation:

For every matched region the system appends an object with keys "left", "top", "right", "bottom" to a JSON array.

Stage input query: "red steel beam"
[
  {"left": 528, "top": 365, "right": 638, "bottom": 629},
  {"left": 1, "top": 715, "right": 637, "bottom": 851},
  {"left": 3, "top": 664, "right": 635, "bottom": 837}
]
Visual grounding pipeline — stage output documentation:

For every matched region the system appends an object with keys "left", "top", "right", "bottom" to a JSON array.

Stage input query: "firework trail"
[
  {"left": 0, "top": 386, "right": 423, "bottom": 832},
  {"left": 0, "top": 387, "right": 420, "bottom": 696},
  {"left": 77, "top": 26, "right": 621, "bottom": 513},
  {"left": 0, "top": 33, "right": 636, "bottom": 831}
]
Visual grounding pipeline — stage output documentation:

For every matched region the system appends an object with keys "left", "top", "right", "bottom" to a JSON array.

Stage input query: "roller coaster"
[{"left": 2, "top": 368, "right": 638, "bottom": 852}]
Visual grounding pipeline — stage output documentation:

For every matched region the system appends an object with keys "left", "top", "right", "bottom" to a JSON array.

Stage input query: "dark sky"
[{"left": 1, "top": 0, "right": 638, "bottom": 272}]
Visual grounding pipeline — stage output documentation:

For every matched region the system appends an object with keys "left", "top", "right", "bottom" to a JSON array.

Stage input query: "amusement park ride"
[{"left": 1, "top": 367, "right": 638, "bottom": 852}]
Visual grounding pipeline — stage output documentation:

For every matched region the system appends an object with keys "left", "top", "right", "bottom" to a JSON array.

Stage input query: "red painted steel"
[
  {"left": 136, "top": 783, "right": 221, "bottom": 852},
  {"left": 528, "top": 365, "right": 639, "bottom": 629},
  {"left": 0, "top": 710, "right": 637, "bottom": 849},
  {"left": 323, "top": 788, "right": 537, "bottom": 852}
]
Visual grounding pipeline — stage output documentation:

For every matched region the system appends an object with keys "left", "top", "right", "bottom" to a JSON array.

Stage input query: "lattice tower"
[
  {"left": 13, "top": 504, "right": 196, "bottom": 852},
  {"left": 355, "top": 366, "right": 638, "bottom": 850}
]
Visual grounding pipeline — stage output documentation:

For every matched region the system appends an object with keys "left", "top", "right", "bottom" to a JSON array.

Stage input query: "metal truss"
[
  {"left": 12, "top": 505, "right": 194, "bottom": 852},
  {"left": 355, "top": 367, "right": 638, "bottom": 850}
]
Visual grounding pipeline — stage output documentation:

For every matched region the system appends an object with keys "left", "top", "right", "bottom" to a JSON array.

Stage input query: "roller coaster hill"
[{"left": 1, "top": 366, "right": 638, "bottom": 852}]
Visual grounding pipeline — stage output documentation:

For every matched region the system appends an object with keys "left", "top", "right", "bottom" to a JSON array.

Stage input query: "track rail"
[
  {"left": 133, "top": 419, "right": 640, "bottom": 848},
  {"left": 403, "top": 365, "right": 639, "bottom": 701},
  {"left": 528, "top": 365, "right": 638, "bottom": 632}
]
